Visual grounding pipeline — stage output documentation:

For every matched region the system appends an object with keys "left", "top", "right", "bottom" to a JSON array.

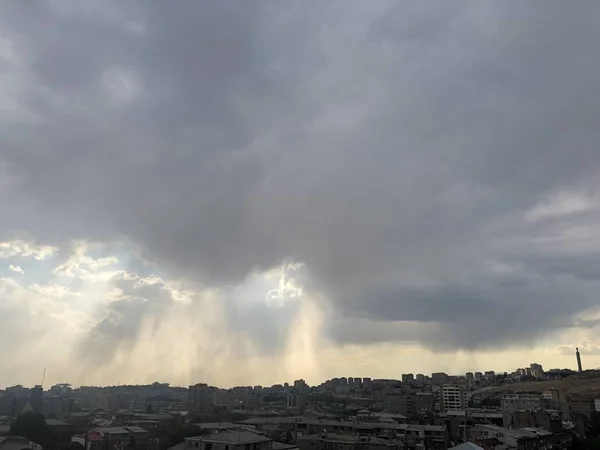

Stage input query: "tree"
[
  {"left": 10, "top": 412, "right": 56, "bottom": 449},
  {"left": 587, "top": 412, "right": 600, "bottom": 439}
]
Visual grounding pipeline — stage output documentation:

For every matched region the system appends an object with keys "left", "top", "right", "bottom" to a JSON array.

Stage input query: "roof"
[
  {"left": 191, "top": 422, "right": 237, "bottom": 430},
  {"left": 191, "top": 432, "right": 272, "bottom": 445},
  {"left": 166, "top": 444, "right": 186, "bottom": 450},
  {"left": 237, "top": 417, "right": 444, "bottom": 432},
  {"left": 0, "top": 436, "right": 41, "bottom": 450},
  {"left": 272, "top": 442, "right": 298, "bottom": 450},
  {"left": 471, "top": 425, "right": 543, "bottom": 441},
  {"left": 521, "top": 427, "right": 553, "bottom": 437},
  {"left": 45, "top": 419, "right": 69, "bottom": 426},
  {"left": 96, "top": 426, "right": 148, "bottom": 435},
  {"left": 449, "top": 443, "right": 485, "bottom": 450},
  {"left": 297, "top": 434, "right": 398, "bottom": 446}
]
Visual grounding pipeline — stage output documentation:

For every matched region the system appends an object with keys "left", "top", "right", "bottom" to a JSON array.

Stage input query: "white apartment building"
[{"left": 442, "top": 384, "right": 467, "bottom": 411}]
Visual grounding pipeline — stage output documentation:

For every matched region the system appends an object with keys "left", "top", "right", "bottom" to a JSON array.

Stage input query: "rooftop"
[
  {"left": 188, "top": 432, "right": 272, "bottom": 445},
  {"left": 191, "top": 422, "right": 238, "bottom": 430},
  {"left": 45, "top": 419, "right": 70, "bottom": 427},
  {"left": 449, "top": 443, "right": 485, "bottom": 450},
  {"left": 297, "top": 434, "right": 398, "bottom": 446},
  {"left": 272, "top": 442, "right": 298, "bottom": 450},
  {"left": 472, "top": 424, "right": 551, "bottom": 440},
  {"left": 237, "top": 417, "right": 447, "bottom": 432},
  {"left": 0, "top": 436, "right": 41, "bottom": 450},
  {"left": 96, "top": 426, "right": 149, "bottom": 435}
]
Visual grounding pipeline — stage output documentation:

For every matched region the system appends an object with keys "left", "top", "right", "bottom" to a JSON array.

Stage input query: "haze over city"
[{"left": 2, "top": 1, "right": 600, "bottom": 389}]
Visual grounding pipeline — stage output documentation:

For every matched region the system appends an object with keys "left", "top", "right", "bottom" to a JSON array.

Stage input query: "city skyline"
[
  {"left": 2, "top": 2, "right": 600, "bottom": 388},
  {"left": 0, "top": 356, "right": 585, "bottom": 390}
]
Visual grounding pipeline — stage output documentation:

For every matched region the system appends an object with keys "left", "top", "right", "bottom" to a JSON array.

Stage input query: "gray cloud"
[{"left": 2, "top": 0, "right": 600, "bottom": 358}]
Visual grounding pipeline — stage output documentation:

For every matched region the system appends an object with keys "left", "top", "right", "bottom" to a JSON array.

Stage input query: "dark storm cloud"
[{"left": 2, "top": 0, "right": 600, "bottom": 352}]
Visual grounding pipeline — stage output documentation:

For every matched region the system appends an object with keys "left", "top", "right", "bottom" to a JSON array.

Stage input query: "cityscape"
[
  {"left": 0, "top": 349, "right": 596, "bottom": 450},
  {"left": 2, "top": 2, "right": 600, "bottom": 450}
]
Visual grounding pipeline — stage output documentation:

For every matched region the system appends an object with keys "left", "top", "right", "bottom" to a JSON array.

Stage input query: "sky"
[{"left": 1, "top": 1, "right": 600, "bottom": 388}]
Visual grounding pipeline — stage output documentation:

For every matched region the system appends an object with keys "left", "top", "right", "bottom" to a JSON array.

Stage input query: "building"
[
  {"left": 442, "top": 385, "right": 466, "bottom": 412},
  {"left": 237, "top": 416, "right": 441, "bottom": 439},
  {"left": 509, "top": 410, "right": 562, "bottom": 433},
  {"left": 189, "top": 384, "right": 215, "bottom": 414},
  {"left": 468, "top": 424, "right": 569, "bottom": 450},
  {"left": 415, "top": 374, "right": 426, "bottom": 386},
  {"left": 187, "top": 423, "right": 239, "bottom": 435},
  {"left": 402, "top": 374, "right": 414, "bottom": 384},
  {"left": 29, "top": 386, "right": 43, "bottom": 414},
  {"left": 414, "top": 392, "right": 435, "bottom": 416},
  {"left": 0, "top": 437, "right": 42, "bottom": 450},
  {"left": 431, "top": 373, "right": 449, "bottom": 384},
  {"left": 465, "top": 373, "right": 474, "bottom": 382},
  {"left": 383, "top": 389, "right": 413, "bottom": 416},
  {"left": 542, "top": 389, "right": 561, "bottom": 410},
  {"left": 286, "top": 393, "right": 302, "bottom": 410},
  {"left": 185, "top": 431, "right": 272, "bottom": 450},
  {"left": 529, "top": 363, "right": 544, "bottom": 379},
  {"left": 298, "top": 434, "right": 399, "bottom": 450},
  {"left": 569, "top": 399, "right": 595, "bottom": 418},
  {"left": 449, "top": 444, "right": 483, "bottom": 450},
  {"left": 297, "top": 426, "right": 448, "bottom": 450},
  {"left": 72, "top": 427, "right": 150, "bottom": 450},
  {"left": 501, "top": 395, "right": 542, "bottom": 414},
  {"left": 293, "top": 380, "right": 308, "bottom": 391}
]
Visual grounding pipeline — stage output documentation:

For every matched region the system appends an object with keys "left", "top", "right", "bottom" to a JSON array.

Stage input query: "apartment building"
[
  {"left": 72, "top": 426, "right": 150, "bottom": 450},
  {"left": 297, "top": 427, "right": 448, "bottom": 450},
  {"left": 185, "top": 432, "right": 272, "bottom": 450},
  {"left": 468, "top": 424, "right": 570, "bottom": 450},
  {"left": 189, "top": 384, "right": 215, "bottom": 414},
  {"left": 442, "top": 385, "right": 467, "bottom": 412}
]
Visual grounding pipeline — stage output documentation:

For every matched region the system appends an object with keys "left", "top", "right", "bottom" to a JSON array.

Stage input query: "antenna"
[{"left": 41, "top": 367, "right": 46, "bottom": 387}]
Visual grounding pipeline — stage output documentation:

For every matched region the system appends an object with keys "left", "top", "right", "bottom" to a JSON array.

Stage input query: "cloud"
[
  {"left": 9, "top": 264, "right": 24, "bottom": 274},
  {"left": 0, "top": 241, "right": 57, "bottom": 260},
  {"left": 1, "top": 1, "right": 600, "bottom": 384}
]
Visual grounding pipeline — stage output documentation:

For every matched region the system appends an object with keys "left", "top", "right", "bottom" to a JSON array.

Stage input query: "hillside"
[{"left": 475, "top": 372, "right": 600, "bottom": 400}]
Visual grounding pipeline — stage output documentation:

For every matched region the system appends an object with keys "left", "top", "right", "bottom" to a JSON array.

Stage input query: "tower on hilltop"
[{"left": 576, "top": 347, "right": 583, "bottom": 372}]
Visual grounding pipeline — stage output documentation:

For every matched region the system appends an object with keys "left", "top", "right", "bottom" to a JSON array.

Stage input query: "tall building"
[
  {"left": 383, "top": 389, "right": 414, "bottom": 416},
  {"left": 294, "top": 379, "right": 308, "bottom": 391},
  {"left": 188, "top": 383, "right": 214, "bottom": 413},
  {"left": 414, "top": 392, "right": 435, "bottom": 416},
  {"left": 465, "top": 372, "right": 474, "bottom": 382},
  {"left": 442, "top": 384, "right": 466, "bottom": 411},
  {"left": 402, "top": 373, "right": 414, "bottom": 383},
  {"left": 431, "top": 372, "right": 449, "bottom": 384},
  {"left": 501, "top": 394, "right": 542, "bottom": 414},
  {"left": 29, "top": 385, "right": 43, "bottom": 413},
  {"left": 530, "top": 363, "right": 544, "bottom": 378},
  {"left": 287, "top": 392, "right": 303, "bottom": 409},
  {"left": 576, "top": 348, "right": 583, "bottom": 372}
]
